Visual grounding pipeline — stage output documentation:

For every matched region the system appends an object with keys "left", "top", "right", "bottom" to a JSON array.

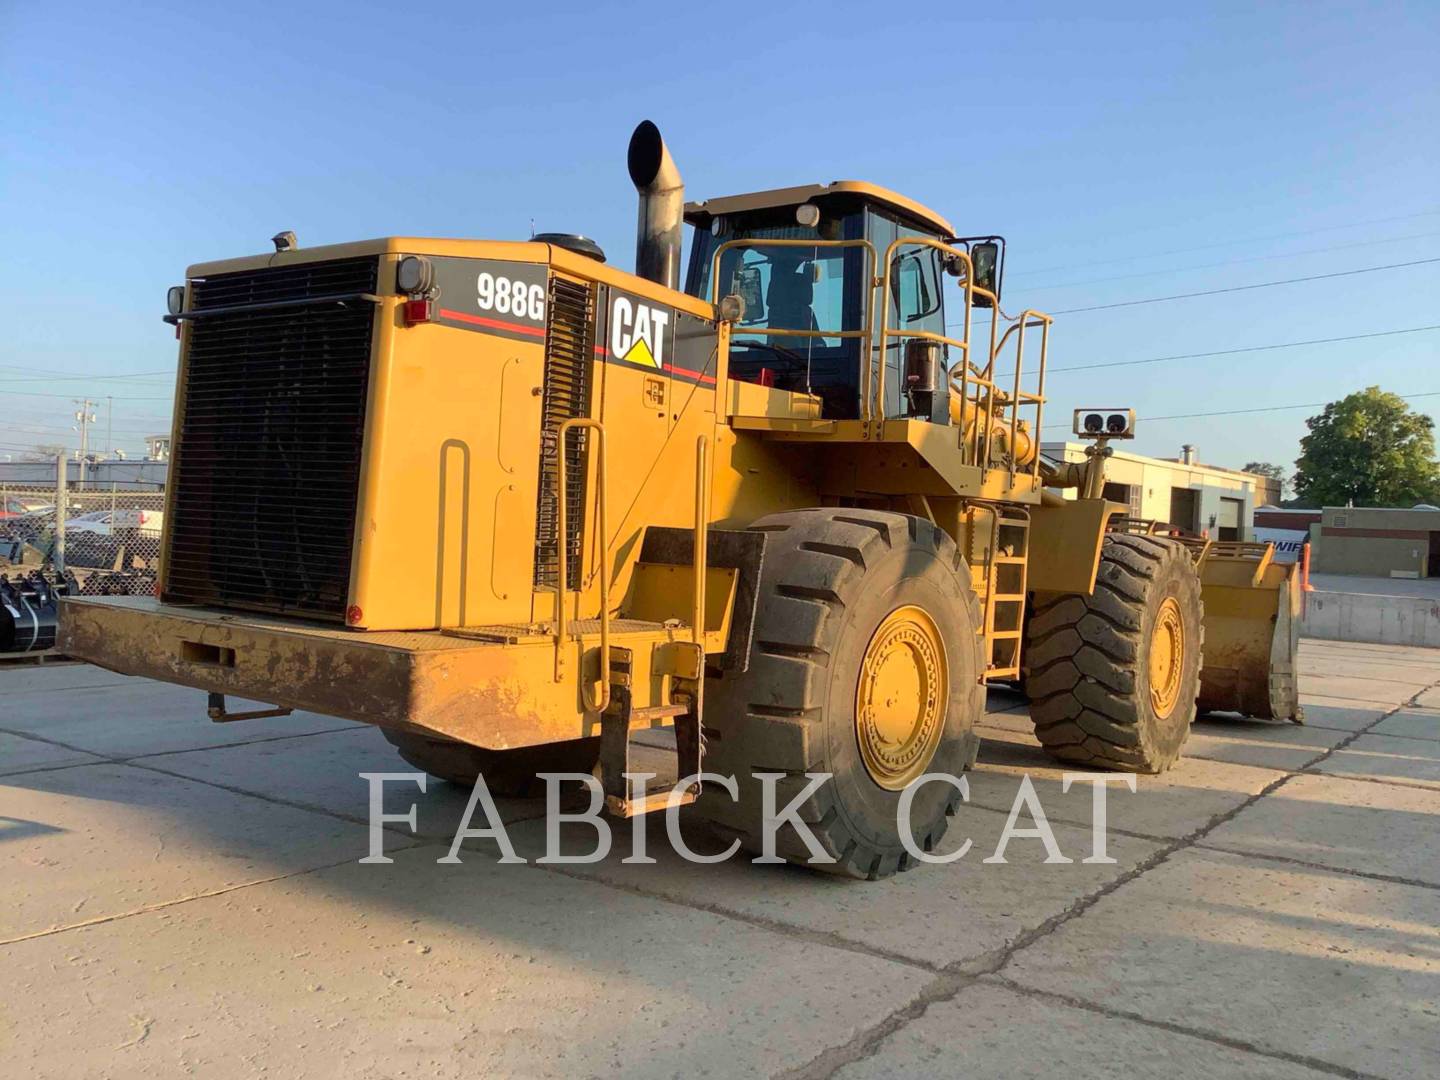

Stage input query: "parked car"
[
  {"left": 0, "top": 495, "right": 53, "bottom": 518},
  {"left": 65, "top": 509, "right": 164, "bottom": 537}
]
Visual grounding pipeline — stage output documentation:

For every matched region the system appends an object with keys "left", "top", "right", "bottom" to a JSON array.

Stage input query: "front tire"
[
  {"left": 697, "top": 508, "right": 984, "bottom": 879},
  {"left": 1025, "top": 533, "right": 1203, "bottom": 773}
]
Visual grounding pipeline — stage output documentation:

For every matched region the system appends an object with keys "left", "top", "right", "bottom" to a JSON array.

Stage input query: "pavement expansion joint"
[
  {"left": 1193, "top": 840, "right": 1440, "bottom": 892},
  {"left": 776, "top": 673, "right": 1440, "bottom": 1080},
  {"left": 983, "top": 976, "right": 1391, "bottom": 1080},
  {"left": 1298, "top": 767, "right": 1438, "bottom": 794},
  {"left": 0, "top": 841, "right": 436, "bottom": 949},
  {"left": 530, "top": 858, "right": 942, "bottom": 977},
  {"left": 772, "top": 972, "right": 972, "bottom": 1080}
]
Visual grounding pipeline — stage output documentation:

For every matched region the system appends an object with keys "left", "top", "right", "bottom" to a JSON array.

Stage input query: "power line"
[
  {"left": 0, "top": 363, "right": 171, "bottom": 377},
  {"left": 1043, "top": 391, "right": 1440, "bottom": 430},
  {"left": 1010, "top": 207, "right": 1440, "bottom": 279},
  {"left": 1045, "top": 257, "right": 1440, "bottom": 315},
  {"left": 1049, "top": 325, "right": 1440, "bottom": 374},
  {"left": 0, "top": 389, "right": 172, "bottom": 400},
  {"left": 1021, "top": 231, "right": 1440, "bottom": 294},
  {"left": 8, "top": 422, "right": 171, "bottom": 437},
  {"left": 0, "top": 371, "right": 173, "bottom": 385}
]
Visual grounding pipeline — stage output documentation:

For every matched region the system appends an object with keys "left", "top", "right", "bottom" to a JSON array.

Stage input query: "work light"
[{"left": 396, "top": 255, "right": 433, "bottom": 295}]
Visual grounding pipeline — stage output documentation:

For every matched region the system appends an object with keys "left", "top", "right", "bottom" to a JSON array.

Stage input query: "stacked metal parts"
[{"left": 1, "top": 570, "right": 75, "bottom": 653}]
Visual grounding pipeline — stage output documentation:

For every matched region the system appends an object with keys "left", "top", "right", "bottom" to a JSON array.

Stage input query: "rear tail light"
[{"left": 403, "top": 298, "right": 435, "bottom": 325}]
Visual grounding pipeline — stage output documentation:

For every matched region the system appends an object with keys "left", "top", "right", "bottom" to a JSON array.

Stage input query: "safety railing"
[
  {"left": 709, "top": 233, "right": 1051, "bottom": 484},
  {"left": 692, "top": 434, "right": 709, "bottom": 647},
  {"left": 552, "top": 423, "right": 711, "bottom": 714},
  {"left": 555, "top": 418, "right": 610, "bottom": 711},
  {"left": 878, "top": 236, "right": 1050, "bottom": 481},
  {"left": 710, "top": 237, "right": 878, "bottom": 415}
]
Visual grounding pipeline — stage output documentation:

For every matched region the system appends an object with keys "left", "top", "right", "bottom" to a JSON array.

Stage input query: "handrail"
[
  {"left": 693, "top": 435, "right": 709, "bottom": 646},
  {"left": 877, "top": 236, "right": 976, "bottom": 427},
  {"left": 879, "top": 235, "right": 1051, "bottom": 479},
  {"left": 555, "top": 418, "right": 610, "bottom": 713},
  {"left": 710, "top": 237, "right": 879, "bottom": 419}
]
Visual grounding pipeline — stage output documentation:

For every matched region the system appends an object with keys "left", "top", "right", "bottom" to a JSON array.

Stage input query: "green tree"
[{"left": 1293, "top": 387, "right": 1440, "bottom": 507}]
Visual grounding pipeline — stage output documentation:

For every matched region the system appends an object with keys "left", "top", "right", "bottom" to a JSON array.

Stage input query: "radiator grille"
[
  {"left": 163, "top": 256, "right": 379, "bottom": 621},
  {"left": 534, "top": 277, "right": 596, "bottom": 590}
]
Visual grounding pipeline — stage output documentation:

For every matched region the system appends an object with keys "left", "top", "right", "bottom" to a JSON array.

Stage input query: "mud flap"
[{"left": 1195, "top": 543, "right": 1304, "bottom": 724}]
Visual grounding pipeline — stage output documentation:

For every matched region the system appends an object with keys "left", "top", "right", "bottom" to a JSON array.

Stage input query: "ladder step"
[
  {"left": 605, "top": 788, "right": 698, "bottom": 819},
  {"left": 990, "top": 630, "right": 1023, "bottom": 639},
  {"left": 626, "top": 704, "right": 689, "bottom": 729}
]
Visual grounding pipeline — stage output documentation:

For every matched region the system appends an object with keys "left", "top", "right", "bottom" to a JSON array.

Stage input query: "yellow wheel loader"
[{"left": 59, "top": 121, "right": 1301, "bottom": 879}]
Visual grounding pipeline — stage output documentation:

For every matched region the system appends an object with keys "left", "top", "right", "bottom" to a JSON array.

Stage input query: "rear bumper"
[{"left": 57, "top": 596, "right": 585, "bottom": 749}]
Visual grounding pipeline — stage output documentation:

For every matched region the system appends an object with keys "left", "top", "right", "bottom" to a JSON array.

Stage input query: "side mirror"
[{"left": 971, "top": 241, "right": 1000, "bottom": 307}]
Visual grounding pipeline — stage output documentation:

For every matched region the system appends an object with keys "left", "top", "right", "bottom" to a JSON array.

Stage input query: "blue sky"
[{"left": 2, "top": 1, "right": 1436, "bottom": 473}]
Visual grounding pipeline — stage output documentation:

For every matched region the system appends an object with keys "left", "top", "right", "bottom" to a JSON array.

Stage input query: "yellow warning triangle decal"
[{"left": 622, "top": 337, "right": 660, "bottom": 369}]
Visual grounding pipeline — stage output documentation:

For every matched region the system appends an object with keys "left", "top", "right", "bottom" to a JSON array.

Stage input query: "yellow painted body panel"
[
  {"left": 351, "top": 283, "right": 544, "bottom": 630},
  {"left": 1027, "top": 498, "right": 1122, "bottom": 595}
]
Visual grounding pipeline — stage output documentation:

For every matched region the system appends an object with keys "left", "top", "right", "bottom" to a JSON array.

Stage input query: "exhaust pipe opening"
[{"left": 627, "top": 120, "right": 684, "bottom": 291}]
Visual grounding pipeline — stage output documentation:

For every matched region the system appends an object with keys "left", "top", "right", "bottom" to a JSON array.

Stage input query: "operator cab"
[{"left": 683, "top": 182, "right": 1002, "bottom": 420}]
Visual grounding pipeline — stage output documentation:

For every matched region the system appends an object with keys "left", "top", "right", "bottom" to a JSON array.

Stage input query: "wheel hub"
[
  {"left": 855, "top": 605, "right": 948, "bottom": 790},
  {"left": 1149, "top": 595, "right": 1186, "bottom": 718}
]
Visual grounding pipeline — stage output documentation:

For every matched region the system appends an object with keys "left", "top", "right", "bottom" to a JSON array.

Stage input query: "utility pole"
[
  {"left": 54, "top": 452, "right": 67, "bottom": 572},
  {"left": 74, "top": 398, "right": 98, "bottom": 490}
]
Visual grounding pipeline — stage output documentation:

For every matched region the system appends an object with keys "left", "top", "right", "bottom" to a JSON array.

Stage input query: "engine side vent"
[
  {"left": 164, "top": 256, "right": 378, "bottom": 621},
  {"left": 534, "top": 276, "right": 596, "bottom": 591}
]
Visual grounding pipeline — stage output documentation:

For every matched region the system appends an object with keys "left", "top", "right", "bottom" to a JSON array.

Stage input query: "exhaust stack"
[{"left": 627, "top": 121, "right": 684, "bottom": 291}]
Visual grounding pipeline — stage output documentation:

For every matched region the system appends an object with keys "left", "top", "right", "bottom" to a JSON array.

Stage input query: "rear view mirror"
[
  {"left": 732, "top": 266, "right": 765, "bottom": 323},
  {"left": 971, "top": 241, "right": 1000, "bottom": 307}
]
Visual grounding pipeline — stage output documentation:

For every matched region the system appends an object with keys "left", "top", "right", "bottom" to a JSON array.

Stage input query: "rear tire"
[
  {"left": 381, "top": 730, "right": 601, "bottom": 797},
  {"left": 1025, "top": 533, "right": 1203, "bottom": 773},
  {"left": 696, "top": 508, "right": 984, "bottom": 880}
]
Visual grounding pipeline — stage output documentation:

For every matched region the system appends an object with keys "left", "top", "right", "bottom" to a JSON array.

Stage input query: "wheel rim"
[
  {"left": 1149, "top": 595, "right": 1186, "bottom": 718},
  {"left": 855, "top": 605, "right": 948, "bottom": 790}
]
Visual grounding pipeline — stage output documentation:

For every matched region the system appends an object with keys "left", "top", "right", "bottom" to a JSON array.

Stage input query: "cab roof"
[{"left": 683, "top": 182, "right": 955, "bottom": 238}]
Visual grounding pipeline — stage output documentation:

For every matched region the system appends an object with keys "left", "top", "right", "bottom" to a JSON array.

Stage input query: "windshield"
[
  {"left": 686, "top": 213, "right": 871, "bottom": 416},
  {"left": 687, "top": 217, "right": 865, "bottom": 336}
]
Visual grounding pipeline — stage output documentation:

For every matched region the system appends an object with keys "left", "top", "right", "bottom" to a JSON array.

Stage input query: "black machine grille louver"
[
  {"left": 163, "top": 256, "right": 379, "bottom": 622},
  {"left": 534, "top": 277, "right": 595, "bottom": 591}
]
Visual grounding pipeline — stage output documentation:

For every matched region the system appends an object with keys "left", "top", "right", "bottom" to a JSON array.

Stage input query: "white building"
[{"left": 1042, "top": 442, "right": 1267, "bottom": 541}]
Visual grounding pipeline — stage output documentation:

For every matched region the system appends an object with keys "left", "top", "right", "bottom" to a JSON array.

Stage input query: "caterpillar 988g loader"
[{"left": 59, "top": 122, "right": 1302, "bottom": 879}]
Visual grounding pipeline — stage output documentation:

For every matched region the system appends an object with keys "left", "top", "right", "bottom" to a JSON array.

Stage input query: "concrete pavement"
[{"left": 2, "top": 639, "right": 1438, "bottom": 1078}]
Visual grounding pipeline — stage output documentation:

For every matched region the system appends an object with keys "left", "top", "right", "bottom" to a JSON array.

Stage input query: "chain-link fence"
[{"left": 1, "top": 479, "right": 165, "bottom": 598}]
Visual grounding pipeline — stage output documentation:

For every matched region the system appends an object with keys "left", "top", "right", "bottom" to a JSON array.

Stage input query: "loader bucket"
[{"left": 1193, "top": 541, "right": 1303, "bottom": 723}]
